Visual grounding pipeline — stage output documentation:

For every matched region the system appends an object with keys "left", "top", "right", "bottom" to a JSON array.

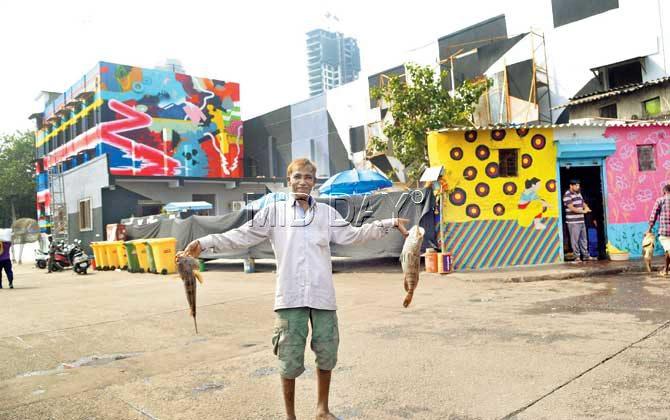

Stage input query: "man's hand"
[
  {"left": 176, "top": 240, "right": 202, "bottom": 260},
  {"left": 395, "top": 218, "right": 411, "bottom": 238}
]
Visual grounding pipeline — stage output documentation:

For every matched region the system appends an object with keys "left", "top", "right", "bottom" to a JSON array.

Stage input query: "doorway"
[{"left": 559, "top": 165, "right": 607, "bottom": 260}]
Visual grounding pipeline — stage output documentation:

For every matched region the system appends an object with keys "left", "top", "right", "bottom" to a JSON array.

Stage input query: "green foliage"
[
  {"left": 370, "top": 63, "right": 488, "bottom": 181},
  {"left": 0, "top": 131, "right": 36, "bottom": 226}
]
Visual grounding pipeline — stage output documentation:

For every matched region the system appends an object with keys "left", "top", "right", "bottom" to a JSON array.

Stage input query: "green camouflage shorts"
[{"left": 272, "top": 307, "right": 339, "bottom": 379}]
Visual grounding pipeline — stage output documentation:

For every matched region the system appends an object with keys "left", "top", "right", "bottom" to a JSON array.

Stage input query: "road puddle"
[{"left": 17, "top": 352, "right": 142, "bottom": 378}]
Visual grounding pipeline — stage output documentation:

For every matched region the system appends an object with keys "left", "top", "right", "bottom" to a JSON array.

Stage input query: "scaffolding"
[
  {"left": 48, "top": 162, "right": 68, "bottom": 243},
  {"left": 529, "top": 29, "right": 553, "bottom": 124}
]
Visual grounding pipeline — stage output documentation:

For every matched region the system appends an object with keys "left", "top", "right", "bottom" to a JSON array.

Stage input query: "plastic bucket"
[
  {"left": 424, "top": 250, "right": 438, "bottom": 273},
  {"left": 437, "top": 252, "right": 453, "bottom": 274}
]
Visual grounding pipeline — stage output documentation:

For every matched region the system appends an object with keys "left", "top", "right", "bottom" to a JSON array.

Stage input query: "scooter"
[
  {"left": 35, "top": 249, "right": 49, "bottom": 269},
  {"left": 69, "top": 239, "right": 90, "bottom": 275},
  {"left": 35, "top": 233, "right": 50, "bottom": 269},
  {"left": 47, "top": 240, "right": 72, "bottom": 272}
]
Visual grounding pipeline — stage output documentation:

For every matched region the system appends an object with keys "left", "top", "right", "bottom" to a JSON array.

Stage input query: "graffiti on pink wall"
[{"left": 605, "top": 126, "right": 670, "bottom": 224}]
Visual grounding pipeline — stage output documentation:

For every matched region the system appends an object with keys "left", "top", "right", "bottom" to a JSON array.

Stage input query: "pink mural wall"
[{"left": 605, "top": 126, "right": 670, "bottom": 224}]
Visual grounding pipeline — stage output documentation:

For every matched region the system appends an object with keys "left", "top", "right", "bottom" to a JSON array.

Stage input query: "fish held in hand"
[
  {"left": 176, "top": 255, "right": 204, "bottom": 333},
  {"left": 642, "top": 232, "right": 656, "bottom": 273},
  {"left": 400, "top": 226, "right": 425, "bottom": 308}
]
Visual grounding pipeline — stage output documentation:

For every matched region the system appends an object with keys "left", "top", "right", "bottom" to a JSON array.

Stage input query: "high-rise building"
[{"left": 306, "top": 29, "right": 361, "bottom": 97}]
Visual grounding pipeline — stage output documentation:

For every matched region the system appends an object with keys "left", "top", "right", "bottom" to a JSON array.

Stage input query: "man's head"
[
  {"left": 664, "top": 184, "right": 670, "bottom": 195},
  {"left": 569, "top": 179, "right": 581, "bottom": 193},
  {"left": 287, "top": 158, "right": 317, "bottom": 199}
]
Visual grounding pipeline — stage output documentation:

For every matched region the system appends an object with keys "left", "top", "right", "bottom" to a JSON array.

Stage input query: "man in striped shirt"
[
  {"left": 563, "top": 180, "right": 592, "bottom": 263},
  {"left": 647, "top": 184, "right": 670, "bottom": 276}
]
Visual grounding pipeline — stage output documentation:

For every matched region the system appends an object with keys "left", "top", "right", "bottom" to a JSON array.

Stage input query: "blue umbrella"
[{"left": 319, "top": 169, "right": 392, "bottom": 195}]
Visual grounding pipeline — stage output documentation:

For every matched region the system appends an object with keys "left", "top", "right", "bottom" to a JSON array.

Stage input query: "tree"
[
  {"left": 0, "top": 131, "right": 36, "bottom": 227},
  {"left": 370, "top": 63, "right": 488, "bottom": 181}
]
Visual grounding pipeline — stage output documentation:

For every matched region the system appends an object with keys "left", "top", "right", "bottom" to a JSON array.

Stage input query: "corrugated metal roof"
[
  {"left": 554, "top": 76, "right": 670, "bottom": 109},
  {"left": 435, "top": 120, "right": 670, "bottom": 132}
]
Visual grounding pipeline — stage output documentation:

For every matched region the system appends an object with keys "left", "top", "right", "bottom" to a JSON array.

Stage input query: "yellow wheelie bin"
[
  {"left": 109, "top": 241, "right": 128, "bottom": 270},
  {"left": 90, "top": 242, "right": 108, "bottom": 270},
  {"left": 103, "top": 241, "right": 121, "bottom": 270},
  {"left": 131, "top": 240, "right": 150, "bottom": 273},
  {"left": 144, "top": 240, "right": 158, "bottom": 274},
  {"left": 146, "top": 237, "right": 177, "bottom": 275},
  {"left": 123, "top": 241, "right": 141, "bottom": 273}
]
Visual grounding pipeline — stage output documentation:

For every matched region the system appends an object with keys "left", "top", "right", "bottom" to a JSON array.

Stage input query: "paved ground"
[{"left": 0, "top": 259, "right": 669, "bottom": 420}]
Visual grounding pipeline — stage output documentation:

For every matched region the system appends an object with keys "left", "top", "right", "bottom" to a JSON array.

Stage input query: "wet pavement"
[{"left": 0, "top": 262, "right": 668, "bottom": 419}]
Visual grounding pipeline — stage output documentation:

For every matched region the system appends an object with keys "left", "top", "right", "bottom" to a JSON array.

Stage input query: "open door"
[{"left": 559, "top": 166, "right": 607, "bottom": 259}]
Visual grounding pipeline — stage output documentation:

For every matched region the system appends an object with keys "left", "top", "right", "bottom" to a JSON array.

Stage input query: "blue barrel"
[{"left": 588, "top": 227, "right": 598, "bottom": 257}]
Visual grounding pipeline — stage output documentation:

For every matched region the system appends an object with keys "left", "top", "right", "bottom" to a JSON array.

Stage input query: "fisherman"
[
  {"left": 648, "top": 184, "right": 670, "bottom": 276},
  {"left": 179, "top": 158, "right": 409, "bottom": 420}
]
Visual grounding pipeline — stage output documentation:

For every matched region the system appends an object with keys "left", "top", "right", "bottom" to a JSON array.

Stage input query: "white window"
[{"left": 79, "top": 198, "right": 92, "bottom": 231}]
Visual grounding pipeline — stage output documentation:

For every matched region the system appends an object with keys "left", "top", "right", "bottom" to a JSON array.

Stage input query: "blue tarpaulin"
[{"left": 163, "top": 201, "right": 213, "bottom": 213}]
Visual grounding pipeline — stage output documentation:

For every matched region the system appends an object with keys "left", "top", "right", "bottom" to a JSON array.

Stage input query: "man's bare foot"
[
  {"left": 286, "top": 416, "right": 297, "bottom": 420},
  {"left": 315, "top": 412, "right": 338, "bottom": 420}
]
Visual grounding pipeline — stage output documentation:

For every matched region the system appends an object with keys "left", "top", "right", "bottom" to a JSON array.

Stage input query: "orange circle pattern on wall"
[
  {"left": 466, "top": 204, "right": 481, "bottom": 218},
  {"left": 491, "top": 130, "right": 506, "bottom": 141},
  {"left": 449, "top": 188, "right": 467, "bottom": 206},
  {"left": 531, "top": 134, "right": 546, "bottom": 150},
  {"left": 450, "top": 147, "right": 464, "bottom": 160},
  {"left": 485, "top": 162, "right": 499, "bottom": 178},
  {"left": 546, "top": 179, "right": 557, "bottom": 192},
  {"left": 475, "top": 182, "right": 490, "bottom": 197},
  {"left": 503, "top": 182, "right": 517, "bottom": 195},
  {"left": 476, "top": 145, "right": 490, "bottom": 160},
  {"left": 463, "top": 166, "right": 478, "bottom": 180},
  {"left": 440, "top": 128, "right": 557, "bottom": 223}
]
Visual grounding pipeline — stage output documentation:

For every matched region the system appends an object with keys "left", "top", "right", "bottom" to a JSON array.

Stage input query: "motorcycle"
[{"left": 48, "top": 240, "right": 88, "bottom": 274}]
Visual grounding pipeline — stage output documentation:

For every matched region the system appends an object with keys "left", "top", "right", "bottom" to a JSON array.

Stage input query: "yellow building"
[{"left": 428, "top": 127, "right": 562, "bottom": 270}]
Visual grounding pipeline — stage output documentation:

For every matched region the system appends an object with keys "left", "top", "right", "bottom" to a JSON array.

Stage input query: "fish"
[
  {"left": 400, "top": 226, "right": 425, "bottom": 308},
  {"left": 642, "top": 232, "right": 656, "bottom": 273},
  {"left": 176, "top": 255, "right": 204, "bottom": 333}
]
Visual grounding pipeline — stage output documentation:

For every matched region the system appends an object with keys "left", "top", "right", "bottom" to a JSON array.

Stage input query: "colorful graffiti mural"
[
  {"left": 428, "top": 128, "right": 562, "bottom": 270},
  {"left": 36, "top": 62, "right": 242, "bottom": 178},
  {"left": 605, "top": 125, "right": 670, "bottom": 257}
]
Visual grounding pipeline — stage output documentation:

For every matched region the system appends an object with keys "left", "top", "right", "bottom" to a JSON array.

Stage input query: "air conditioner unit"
[{"left": 229, "top": 201, "right": 245, "bottom": 211}]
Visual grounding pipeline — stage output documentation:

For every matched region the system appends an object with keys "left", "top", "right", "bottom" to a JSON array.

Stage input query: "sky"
[{"left": 0, "top": 0, "right": 508, "bottom": 135}]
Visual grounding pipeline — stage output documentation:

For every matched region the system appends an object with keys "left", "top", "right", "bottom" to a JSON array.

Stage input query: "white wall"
[
  {"left": 325, "top": 78, "right": 371, "bottom": 157},
  {"left": 290, "top": 95, "right": 330, "bottom": 177},
  {"left": 504, "top": 0, "right": 668, "bottom": 120},
  {"left": 116, "top": 180, "right": 273, "bottom": 215},
  {"left": 62, "top": 155, "right": 110, "bottom": 213}
]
